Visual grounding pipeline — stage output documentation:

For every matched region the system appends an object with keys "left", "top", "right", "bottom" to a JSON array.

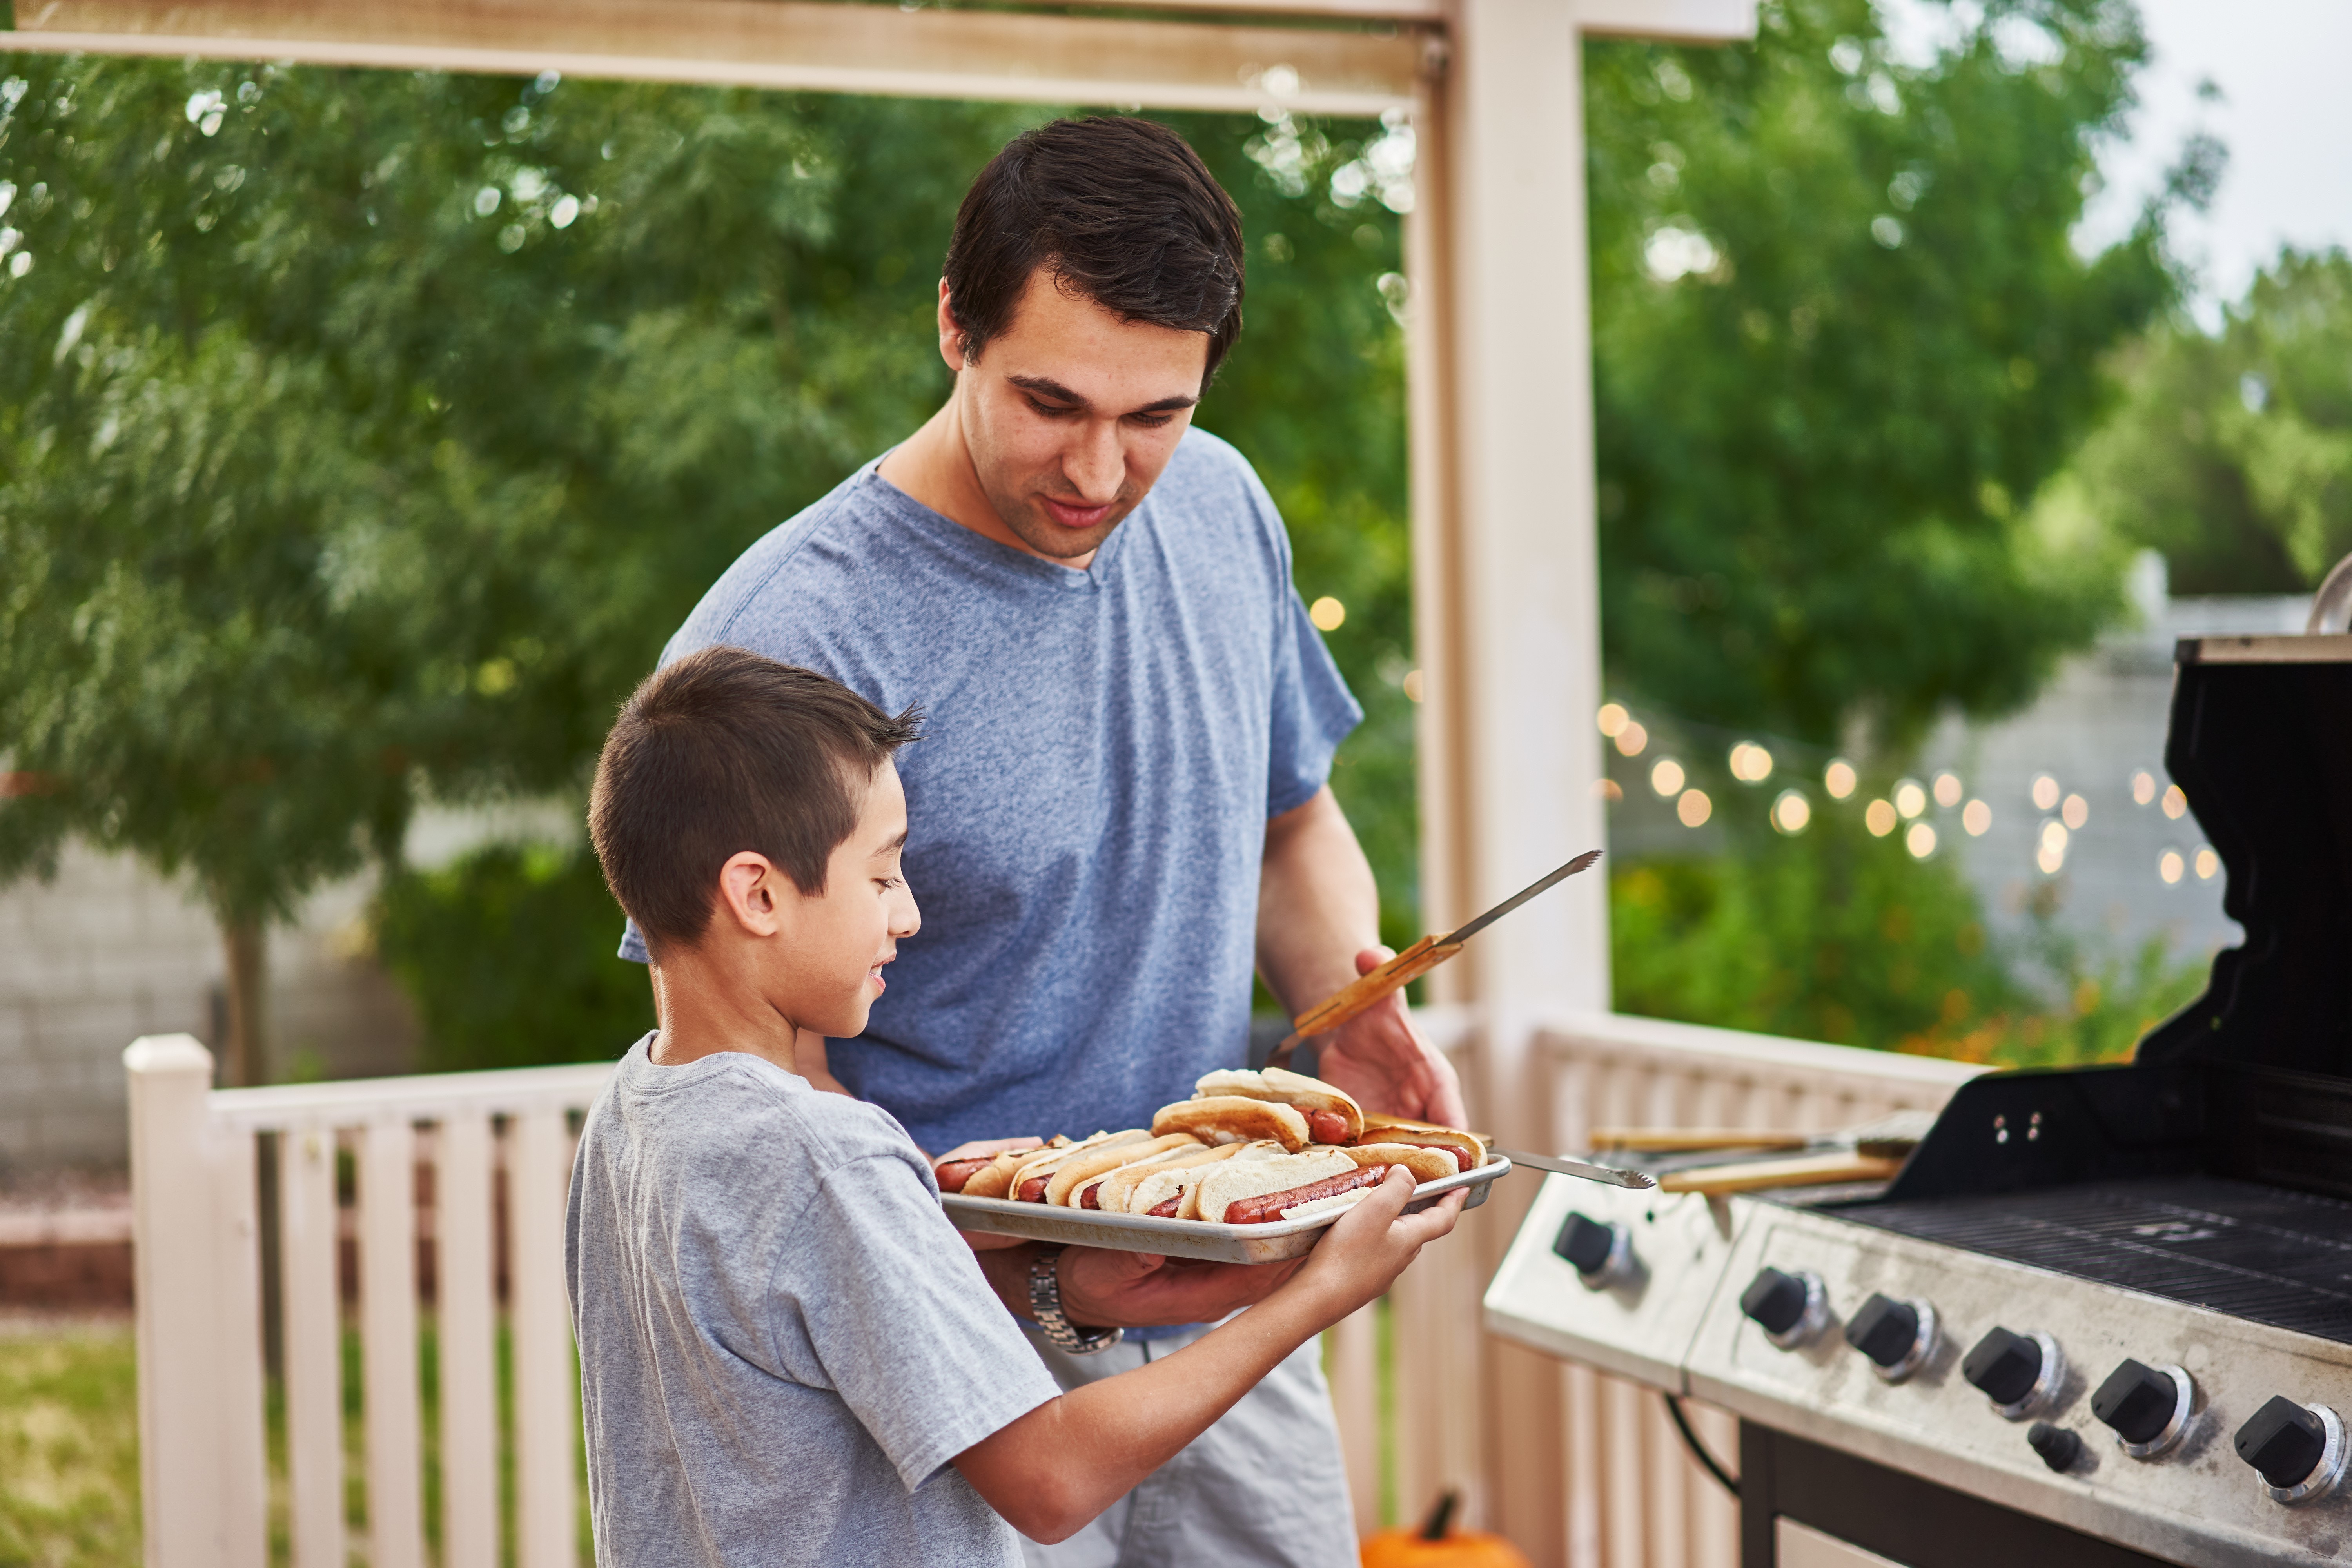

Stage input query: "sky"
[
  {"left": 1879, "top": 0, "right": 2352, "bottom": 327},
  {"left": 2080, "top": 0, "right": 2352, "bottom": 323}
]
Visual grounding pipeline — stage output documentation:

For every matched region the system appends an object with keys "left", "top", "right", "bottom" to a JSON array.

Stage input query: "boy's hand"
[{"left": 1285, "top": 1167, "right": 1465, "bottom": 1322}]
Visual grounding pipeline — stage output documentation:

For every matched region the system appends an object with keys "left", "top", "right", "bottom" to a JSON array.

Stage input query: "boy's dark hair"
[
  {"left": 943, "top": 116, "right": 1246, "bottom": 386},
  {"left": 588, "top": 647, "right": 922, "bottom": 957}
]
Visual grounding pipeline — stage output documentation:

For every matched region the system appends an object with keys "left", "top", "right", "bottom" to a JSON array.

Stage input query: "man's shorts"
[{"left": 1015, "top": 1323, "right": 1356, "bottom": 1568}]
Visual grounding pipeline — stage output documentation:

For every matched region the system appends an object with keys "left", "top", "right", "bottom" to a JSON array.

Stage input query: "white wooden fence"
[{"left": 127, "top": 1013, "right": 1982, "bottom": 1568}]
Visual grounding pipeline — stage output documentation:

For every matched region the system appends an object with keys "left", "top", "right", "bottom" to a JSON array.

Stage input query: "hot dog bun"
[
  {"left": 1354, "top": 1115, "right": 1490, "bottom": 1173},
  {"left": 1044, "top": 1133, "right": 1201, "bottom": 1207},
  {"left": 1088, "top": 1141, "right": 1247, "bottom": 1213},
  {"left": 1123, "top": 1141, "right": 1281, "bottom": 1218},
  {"left": 1192, "top": 1068, "right": 1364, "bottom": 1144},
  {"left": 1009, "top": 1130, "right": 1151, "bottom": 1202},
  {"left": 958, "top": 1146, "right": 1037, "bottom": 1200},
  {"left": 1336, "top": 1143, "right": 1459, "bottom": 1183},
  {"left": 1192, "top": 1148, "right": 1358, "bottom": 1225},
  {"left": 1152, "top": 1095, "right": 1310, "bottom": 1151}
]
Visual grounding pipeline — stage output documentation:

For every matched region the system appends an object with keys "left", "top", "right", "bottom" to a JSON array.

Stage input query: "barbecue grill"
[{"left": 1485, "top": 629, "right": 2352, "bottom": 1568}]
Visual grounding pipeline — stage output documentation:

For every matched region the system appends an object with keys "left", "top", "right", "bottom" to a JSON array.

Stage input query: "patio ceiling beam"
[{"left": 5, "top": 0, "right": 1432, "bottom": 116}]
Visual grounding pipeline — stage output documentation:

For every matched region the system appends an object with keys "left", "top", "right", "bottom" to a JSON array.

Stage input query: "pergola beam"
[{"left": 9, "top": 0, "right": 1430, "bottom": 115}]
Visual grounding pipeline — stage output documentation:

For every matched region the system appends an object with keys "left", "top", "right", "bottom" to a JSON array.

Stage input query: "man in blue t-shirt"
[{"left": 623, "top": 116, "right": 1466, "bottom": 1566}]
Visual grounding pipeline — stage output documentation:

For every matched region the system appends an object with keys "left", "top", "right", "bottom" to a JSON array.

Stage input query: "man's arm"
[{"left": 1256, "top": 786, "right": 1469, "bottom": 1129}]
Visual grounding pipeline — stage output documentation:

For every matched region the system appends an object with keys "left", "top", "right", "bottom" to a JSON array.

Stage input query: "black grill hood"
[{"left": 1875, "top": 635, "right": 2352, "bottom": 1207}]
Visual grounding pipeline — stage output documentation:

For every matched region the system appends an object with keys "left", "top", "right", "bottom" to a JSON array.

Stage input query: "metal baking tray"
[{"left": 941, "top": 1155, "right": 1513, "bottom": 1264}]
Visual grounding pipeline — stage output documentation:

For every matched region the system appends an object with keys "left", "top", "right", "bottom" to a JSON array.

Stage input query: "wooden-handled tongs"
[{"left": 1268, "top": 850, "right": 1601, "bottom": 1066}]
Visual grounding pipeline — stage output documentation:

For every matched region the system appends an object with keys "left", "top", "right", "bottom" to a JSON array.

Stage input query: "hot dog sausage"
[
  {"left": 1147, "top": 1195, "right": 1181, "bottom": 1217},
  {"left": 1306, "top": 1110, "right": 1352, "bottom": 1145},
  {"left": 1018, "top": 1176, "right": 1051, "bottom": 1203},
  {"left": 1223, "top": 1165, "right": 1398, "bottom": 1225},
  {"left": 934, "top": 1158, "right": 992, "bottom": 1194}
]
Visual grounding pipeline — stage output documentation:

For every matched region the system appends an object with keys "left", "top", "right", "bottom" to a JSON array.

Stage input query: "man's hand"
[
  {"left": 1058, "top": 1247, "right": 1301, "bottom": 1328},
  {"left": 1310, "top": 946, "right": 1468, "bottom": 1129},
  {"left": 974, "top": 1242, "right": 1299, "bottom": 1328},
  {"left": 1256, "top": 787, "right": 1468, "bottom": 1125}
]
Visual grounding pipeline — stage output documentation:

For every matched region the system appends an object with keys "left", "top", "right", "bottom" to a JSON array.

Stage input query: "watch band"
[{"left": 1027, "top": 1246, "right": 1124, "bottom": 1355}]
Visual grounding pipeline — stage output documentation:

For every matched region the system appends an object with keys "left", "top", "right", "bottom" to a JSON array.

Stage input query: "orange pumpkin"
[{"left": 1359, "top": 1491, "right": 1532, "bottom": 1568}]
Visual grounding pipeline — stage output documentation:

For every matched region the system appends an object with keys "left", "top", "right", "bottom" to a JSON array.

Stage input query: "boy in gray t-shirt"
[{"left": 568, "top": 647, "right": 1463, "bottom": 1568}]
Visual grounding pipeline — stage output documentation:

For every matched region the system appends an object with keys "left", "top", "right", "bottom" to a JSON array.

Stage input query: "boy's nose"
[{"left": 892, "top": 891, "right": 921, "bottom": 938}]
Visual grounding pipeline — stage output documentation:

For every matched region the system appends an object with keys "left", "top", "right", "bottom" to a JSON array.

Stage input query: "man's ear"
[
  {"left": 714, "top": 852, "right": 786, "bottom": 938},
  {"left": 936, "top": 280, "right": 971, "bottom": 375}
]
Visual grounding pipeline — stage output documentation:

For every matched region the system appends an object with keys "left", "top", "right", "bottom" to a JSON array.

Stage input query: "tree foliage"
[
  {"left": 1586, "top": 0, "right": 2188, "bottom": 749},
  {"left": 2060, "top": 247, "right": 2352, "bottom": 594},
  {"left": 0, "top": 57, "right": 1419, "bottom": 1072}
]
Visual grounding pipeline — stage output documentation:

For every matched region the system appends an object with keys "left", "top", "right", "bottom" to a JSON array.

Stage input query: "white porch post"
[{"left": 1402, "top": 0, "right": 1753, "bottom": 1555}]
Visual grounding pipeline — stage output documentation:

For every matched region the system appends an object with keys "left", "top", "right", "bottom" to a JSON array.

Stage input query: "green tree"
[
  {"left": 1585, "top": 0, "right": 2195, "bottom": 749},
  {"left": 2063, "top": 247, "right": 2352, "bottom": 593},
  {"left": 0, "top": 59, "right": 1417, "bottom": 1075}
]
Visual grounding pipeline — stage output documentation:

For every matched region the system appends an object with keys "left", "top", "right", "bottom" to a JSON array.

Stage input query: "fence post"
[{"left": 126, "top": 1034, "right": 267, "bottom": 1568}]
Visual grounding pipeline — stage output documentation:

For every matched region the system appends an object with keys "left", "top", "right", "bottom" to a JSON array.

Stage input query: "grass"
[{"left": 0, "top": 1318, "right": 142, "bottom": 1568}]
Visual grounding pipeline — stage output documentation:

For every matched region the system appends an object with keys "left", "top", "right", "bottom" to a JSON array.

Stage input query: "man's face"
[{"left": 945, "top": 270, "right": 1209, "bottom": 561}]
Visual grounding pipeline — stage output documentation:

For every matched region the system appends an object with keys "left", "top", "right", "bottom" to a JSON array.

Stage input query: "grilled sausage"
[{"left": 1223, "top": 1165, "right": 1395, "bottom": 1225}]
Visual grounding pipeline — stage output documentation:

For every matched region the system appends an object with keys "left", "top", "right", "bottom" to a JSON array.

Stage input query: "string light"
[
  {"left": 1677, "top": 788, "right": 1712, "bottom": 827},
  {"left": 2032, "top": 774, "right": 2060, "bottom": 811},
  {"left": 1906, "top": 822, "right": 1937, "bottom": 858},
  {"left": 1894, "top": 779, "right": 1927, "bottom": 818},
  {"left": 1650, "top": 759, "right": 1686, "bottom": 797},
  {"left": 1824, "top": 760, "right": 1857, "bottom": 799},
  {"left": 2132, "top": 770, "right": 2157, "bottom": 806},
  {"left": 1771, "top": 790, "right": 1811, "bottom": 834},
  {"left": 1962, "top": 799, "right": 1991, "bottom": 836},
  {"left": 2037, "top": 842, "right": 2065, "bottom": 876},
  {"left": 1309, "top": 596, "right": 1346, "bottom": 631},
  {"left": 2040, "top": 820, "right": 2069, "bottom": 856},
  {"left": 1933, "top": 772, "right": 1962, "bottom": 808},
  {"left": 1615, "top": 722, "right": 1648, "bottom": 757},
  {"left": 2158, "top": 849, "right": 2184, "bottom": 884},
  {"left": 1865, "top": 799, "right": 1898, "bottom": 836},
  {"left": 1401, "top": 669, "right": 1424, "bottom": 702},
  {"left": 2194, "top": 846, "right": 2219, "bottom": 880},
  {"left": 1597, "top": 703, "right": 1629, "bottom": 737},
  {"left": 2162, "top": 784, "right": 2188, "bottom": 820},
  {"left": 1592, "top": 778, "right": 1624, "bottom": 801},
  {"left": 2061, "top": 793, "right": 2088, "bottom": 831},
  {"left": 1729, "top": 741, "right": 1774, "bottom": 782}
]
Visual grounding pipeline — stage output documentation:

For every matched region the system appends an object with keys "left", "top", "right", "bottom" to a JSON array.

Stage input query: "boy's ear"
[{"left": 714, "top": 852, "right": 786, "bottom": 938}]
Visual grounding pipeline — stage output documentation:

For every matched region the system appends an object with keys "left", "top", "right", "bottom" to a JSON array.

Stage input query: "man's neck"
[{"left": 878, "top": 393, "right": 1096, "bottom": 572}]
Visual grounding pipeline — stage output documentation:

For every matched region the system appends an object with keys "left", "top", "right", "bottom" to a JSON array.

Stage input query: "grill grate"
[{"left": 1844, "top": 1176, "right": 2352, "bottom": 1345}]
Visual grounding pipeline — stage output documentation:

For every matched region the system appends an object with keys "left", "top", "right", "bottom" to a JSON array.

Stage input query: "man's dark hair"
[
  {"left": 588, "top": 647, "right": 922, "bottom": 957},
  {"left": 943, "top": 116, "right": 1246, "bottom": 385}
]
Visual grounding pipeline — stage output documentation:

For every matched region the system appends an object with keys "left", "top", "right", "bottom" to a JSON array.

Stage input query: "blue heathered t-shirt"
[{"left": 621, "top": 428, "right": 1362, "bottom": 1153}]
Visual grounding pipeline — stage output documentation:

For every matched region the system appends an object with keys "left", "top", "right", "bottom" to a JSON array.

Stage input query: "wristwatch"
[{"left": 1027, "top": 1246, "right": 1124, "bottom": 1355}]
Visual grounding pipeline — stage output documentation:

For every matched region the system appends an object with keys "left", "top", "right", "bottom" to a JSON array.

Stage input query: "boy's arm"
[{"left": 950, "top": 1169, "right": 1462, "bottom": 1544}]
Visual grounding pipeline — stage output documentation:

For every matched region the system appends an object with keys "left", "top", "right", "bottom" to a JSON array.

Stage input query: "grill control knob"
[
  {"left": 2234, "top": 1396, "right": 2348, "bottom": 1504},
  {"left": 1553, "top": 1211, "right": 1633, "bottom": 1289},
  {"left": 1843, "top": 1292, "right": 1936, "bottom": 1383},
  {"left": 1962, "top": 1327, "right": 2065, "bottom": 1419},
  {"left": 1739, "top": 1267, "right": 1829, "bottom": 1349},
  {"left": 2026, "top": 1422, "right": 2083, "bottom": 1474},
  {"left": 2091, "top": 1359, "right": 2194, "bottom": 1459}
]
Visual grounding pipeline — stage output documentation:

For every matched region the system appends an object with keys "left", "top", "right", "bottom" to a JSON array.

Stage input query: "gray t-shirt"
[
  {"left": 566, "top": 1036, "right": 1060, "bottom": 1567},
  {"left": 620, "top": 429, "right": 1362, "bottom": 1154}
]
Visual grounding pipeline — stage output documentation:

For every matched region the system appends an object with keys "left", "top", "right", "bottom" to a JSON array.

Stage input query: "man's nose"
[{"left": 1064, "top": 419, "right": 1125, "bottom": 502}]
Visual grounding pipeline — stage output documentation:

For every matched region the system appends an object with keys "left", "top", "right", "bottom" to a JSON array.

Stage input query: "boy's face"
[{"left": 763, "top": 759, "right": 920, "bottom": 1039}]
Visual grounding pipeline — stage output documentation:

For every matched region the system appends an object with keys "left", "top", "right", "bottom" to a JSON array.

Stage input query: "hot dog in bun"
[
  {"left": 1193, "top": 1143, "right": 1457, "bottom": 1225},
  {"left": 1043, "top": 1133, "right": 1202, "bottom": 1207},
  {"left": 1352, "top": 1114, "right": 1489, "bottom": 1173},
  {"left": 1151, "top": 1095, "right": 1311, "bottom": 1152},
  {"left": 1190, "top": 1068, "right": 1364, "bottom": 1145}
]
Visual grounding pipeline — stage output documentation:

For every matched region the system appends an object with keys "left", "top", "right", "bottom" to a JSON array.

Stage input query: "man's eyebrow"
[{"left": 1007, "top": 374, "right": 1198, "bottom": 416}]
